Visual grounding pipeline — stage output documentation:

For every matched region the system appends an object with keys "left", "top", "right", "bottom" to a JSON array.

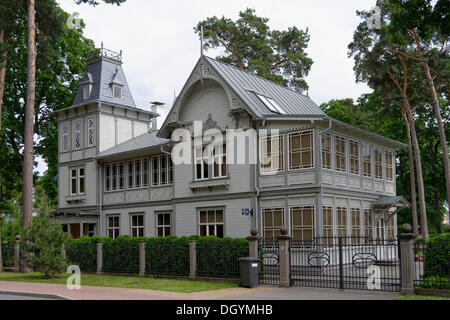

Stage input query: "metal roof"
[
  {"left": 204, "top": 56, "right": 326, "bottom": 118},
  {"left": 71, "top": 56, "right": 137, "bottom": 109},
  {"left": 97, "top": 131, "right": 169, "bottom": 159},
  {"left": 372, "top": 196, "right": 409, "bottom": 209}
]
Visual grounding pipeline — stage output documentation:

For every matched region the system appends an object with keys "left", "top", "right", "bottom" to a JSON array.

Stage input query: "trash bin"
[{"left": 239, "top": 257, "right": 260, "bottom": 288}]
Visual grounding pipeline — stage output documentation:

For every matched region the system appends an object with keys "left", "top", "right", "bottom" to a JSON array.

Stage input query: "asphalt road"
[{"left": 0, "top": 293, "right": 58, "bottom": 300}]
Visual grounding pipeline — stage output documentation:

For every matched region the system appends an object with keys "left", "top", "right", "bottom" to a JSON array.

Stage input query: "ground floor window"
[
  {"left": 290, "top": 206, "right": 314, "bottom": 241},
  {"left": 83, "top": 223, "right": 95, "bottom": 237},
  {"left": 337, "top": 207, "right": 347, "bottom": 237},
  {"left": 351, "top": 208, "right": 361, "bottom": 244},
  {"left": 364, "top": 209, "right": 373, "bottom": 240},
  {"left": 262, "top": 208, "right": 284, "bottom": 240},
  {"left": 131, "top": 214, "right": 144, "bottom": 237},
  {"left": 107, "top": 216, "right": 120, "bottom": 239},
  {"left": 156, "top": 212, "right": 171, "bottom": 237},
  {"left": 376, "top": 218, "right": 385, "bottom": 241},
  {"left": 199, "top": 209, "right": 224, "bottom": 238},
  {"left": 386, "top": 217, "right": 395, "bottom": 240},
  {"left": 323, "top": 206, "right": 333, "bottom": 246}
]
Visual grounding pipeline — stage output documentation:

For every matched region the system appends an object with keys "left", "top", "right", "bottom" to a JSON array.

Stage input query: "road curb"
[{"left": 0, "top": 290, "right": 71, "bottom": 300}]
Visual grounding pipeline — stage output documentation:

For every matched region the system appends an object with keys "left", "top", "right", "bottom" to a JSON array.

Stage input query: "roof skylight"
[{"left": 256, "top": 93, "right": 285, "bottom": 114}]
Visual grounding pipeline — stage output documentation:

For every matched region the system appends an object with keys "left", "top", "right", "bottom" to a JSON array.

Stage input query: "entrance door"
[{"left": 70, "top": 224, "right": 80, "bottom": 239}]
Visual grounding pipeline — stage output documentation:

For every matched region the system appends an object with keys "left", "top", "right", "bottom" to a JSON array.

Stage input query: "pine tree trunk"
[
  {"left": 435, "top": 189, "right": 442, "bottom": 234},
  {"left": 0, "top": 30, "right": 6, "bottom": 134},
  {"left": 403, "top": 112, "right": 419, "bottom": 236},
  {"left": 403, "top": 98, "right": 429, "bottom": 239},
  {"left": 22, "top": 0, "right": 36, "bottom": 229}
]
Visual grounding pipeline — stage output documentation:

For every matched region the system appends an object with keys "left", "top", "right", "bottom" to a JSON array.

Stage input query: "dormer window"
[
  {"left": 83, "top": 84, "right": 92, "bottom": 100},
  {"left": 113, "top": 85, "right": 122, "bottom": 98}
]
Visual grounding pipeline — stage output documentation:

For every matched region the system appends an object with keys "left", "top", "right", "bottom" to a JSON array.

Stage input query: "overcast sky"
[{"left": 36, "top": 0, "right": 375, "bottom": 174}]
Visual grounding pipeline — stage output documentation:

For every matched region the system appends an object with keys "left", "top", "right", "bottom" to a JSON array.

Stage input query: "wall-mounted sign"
[{"left": 241, "top": 209, "right": 253, "bottom": 216}]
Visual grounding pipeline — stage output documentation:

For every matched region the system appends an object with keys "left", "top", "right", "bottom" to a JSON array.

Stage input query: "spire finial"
[{"left": 200, "top": 25, "right": 204, "bottom": 57}]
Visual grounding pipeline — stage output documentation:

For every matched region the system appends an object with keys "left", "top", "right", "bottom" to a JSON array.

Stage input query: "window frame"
[
  {"left": 151, "top": 155, "right": 174, "bottom": 186},
  {"left": 262, "top": 207, "right": 285, "bottom": 240},
  {"left": 350, "top": 208, "right": 361, "bottom": 244},
  {"left": 70, "top": 167, "right": 85, "bottom": 196},
  {"left": 374, "top": 149, "right": 383, "bottom": 180},
  {"left": 198, "top": 208, "right": 224, "bottom": 238},
  {"left": 349, "top": 140, "right": 360, "bottom": 175},
  {"left": 334, "top": 135, "right": 347, "bottom": 172},
  {"left": 87, "top": 117, "right": 95, "bottom": 148},
  {"left": 156, "top": 212, "right": 172, "bottom": 237},
  {"left": 73, "top": 120, "right": 82, "bottom": 150},
  {"left": 127, "top": 158, "right": 149, "bottom": 189},
  {"left": 107, "top": 215, "right": 120, "bottom": 239},
  {"left": 321, "top": 133, "right": 332, "bottom": 170},
  {"left": 130, "top": 213, "right": 144, "bottom": 238},
  {"left": 290, "top": 206, "right": 315, "bottom": 241},
  {"left": 113, "top": 85, "right": 122, "bottom": 99},
  {"left": 104, "top": 162, "right": 125, "bottom": 192},
  {"left": 364, "top": 209, "right": 373, "bottom": 240},
  {"left": 82, "top": 84, "right": 92, "bottom": 100},
  {"left": 385, "top": 151, "right": 394, "bottom": 181},
  {"left": 260, "top": 134, "right": 284, "bottom": 175},
  {"left": 62, "top": 123, "right": 69, "bottom": 152},
  {"left": 288, "top": 130, "right": 314, "bottom": 171},
  {"left": 362, "top": 144, "right": 372, "bottom": 177}
]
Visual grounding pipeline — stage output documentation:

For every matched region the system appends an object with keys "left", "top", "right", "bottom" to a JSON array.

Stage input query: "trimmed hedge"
[
  {"left": 423, "top": 233, "right": 450, "bottom": 278},
  {"left": 1, "top": 241, "right": 15, "bottom": 268},
  {"left": 66, "top": 235, "right": 249, "bottom": 278}
]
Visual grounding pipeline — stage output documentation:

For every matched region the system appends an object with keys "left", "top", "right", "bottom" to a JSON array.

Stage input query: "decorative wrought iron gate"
[
  {"left": 289, "top": 237, "right": 401, "bottom": 292},
  {"left": 258, "top": 239, "right": 280, "bottom": 285}
]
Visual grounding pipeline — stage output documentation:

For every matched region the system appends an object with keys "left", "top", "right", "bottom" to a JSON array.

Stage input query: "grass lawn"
[
  {"left": 0, "top": 272, "right": 237, "bottom": 293},
  {"left": 392, "top": 295, "right": 450, "bottom": 300}
]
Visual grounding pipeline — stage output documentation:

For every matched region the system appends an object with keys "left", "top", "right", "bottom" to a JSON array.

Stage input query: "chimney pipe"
[{"left": 150, "top": 101, "right": 165, "bottom": 131}]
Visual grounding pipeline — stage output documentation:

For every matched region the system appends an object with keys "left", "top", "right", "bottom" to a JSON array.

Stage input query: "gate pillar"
[
  {"left": 278, "top": 228, "right": 292, "bottom": 287},
  {"left": 398, "top": 224, "right": 416, "bottom": 295}
]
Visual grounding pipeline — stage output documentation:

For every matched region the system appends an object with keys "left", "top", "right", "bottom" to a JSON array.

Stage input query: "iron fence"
[
  {"left": 289, "top": 237, "right": 401, "bottom": 292},
  {"left": 414, "top": 240, "right": 450, "bottom": 290},
  {"left": 258, "top": 239, "right": 280, "bottom": 285},
  {"left": 1, "top": 241, "right": 15, "bottom": 270},
  {"left": 145, "top": 240, "right": 190, "bottom": 276},
  {"left": 196, "top": 240, "right": 248, "bottom": 278},
  {"left": 103, "top": 240, "right": 140, "bottom": 274}
]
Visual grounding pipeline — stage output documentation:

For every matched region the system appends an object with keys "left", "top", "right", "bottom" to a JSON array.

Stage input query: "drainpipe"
[
  {"left": 96, "top": 102, "right": 102, "bottom": 237},
  {"left": 318, "top": 117, "right": 332, "bottom": 237},
  {"left": 254, "top": 118, "right": 266, "bottom": 232}
]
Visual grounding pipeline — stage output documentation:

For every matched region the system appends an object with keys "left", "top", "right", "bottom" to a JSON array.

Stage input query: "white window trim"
[
  {"left": 349, "top": 139, "right": 360, "bottom": 175},
  {"left": 334, "top": 135, "right": 347, "bottom": 172},
  {"left": 260, "top": 134, "right": 284, "bottom": 175},
  {"left": 261, "top": 207, "right": 285, "bottom": 240},
  {"left": 385, "top": 151, "right": 394, "bottom": 181},
  {"left": 362, "top": 144, "right": 372, "bottom": 177},
  {"left": 288, "top": 130, "right": 315, "bottom": 171},
  {"left": 73, "top": 120, "right": 82, "bottom": 150},
  {"left": 198, "top": 208, "right": 225, "bottom": 237},
  {"left": 130, "top": 213, "right": 144, "bottom": 237},
  {"left": 107, "top": 215, "right": 120, "bottom": 239},
  {"left": 289, "top": 205, "right": 315, "bottom": 241},
  {"left": 152, "top": 155, "right": 173, "bottom": 186},
  {"left": 113, "top": 85, "right": 122, "bottom": 98},
  {"left": 83, "top": 84, "right": 92, "bottom": 100},
  {"left": 70, "top": 167, "right": 85, "bottom": 196},
  {"left": 104, "top": 162, "right": 125, "bottom": 192},
  {"left": 127, "top": 158, "right": 149, "bottom": 190},
  {"left": 155, "top": 212, "right": 171, "bottom": 237},
  {"left": 87, "top": 117, "right": 95, "bottom": 148},
  {"left": 374, "top": 148, "right": 384, "bottom": 180},
  {"left": 62, "top": 123, "right": 69, "bottom": 153},
  {"left": 321, "top": 132, "right": 333, "bottom": 170}
]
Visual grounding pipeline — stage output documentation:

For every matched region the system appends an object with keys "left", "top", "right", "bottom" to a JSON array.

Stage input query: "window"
[
  {"left": 83, "top": 224, "right": 95, "bottom": 237},
  {"left": 199, "top": 209, "right": 224, "bottom": 238},
  {"left": 261, "top": 135, "right": 284, "bottom": 174},
  {"left": 351, "top": 208, "right": 361, "bottom": 244},
  {"left": 104, "top": 163, "right": 124, "bottom": 191},
  {"left": 349, "top": 140, "right": 360, "bottom": 174},
  {"left": 87, "top": 118, "right": 95, "bottom": 147},
  {"left": 70, "top": 167, "right": 85, "bottom": 195},
  {"left": 262, "top": 208, "right": 284, "bottom": 240},
  {"left": 127, "top": 159, "right": 148, "bottom": 189},
  {"left": 83, "top": 84, "right": 92, "bottom": 100},
  {"left": 336, "top": 207, "right": 347, "bottom": 237},
  {"left": 156, "top": 213, "right": 171, "bottom": 237},
  {"left": 323, "top": 206, "right": 333, "bottom": 246},
  {"left": 386, "top": 217, "right": 395, "bottom": 240},
  {"left": 335, "top": 136, "right": 346, "bottom": 172},
  {"left": 385, "top": 151, "right": 393, "bottom": 181},
  {"left": 364, "top": 209, "right": 373, "bottom": 240},
  {"left": 290, "top": 206, "right": 314, "bottom": 241},
  {"left": 152, "top": 155, "right": 174, "bottom": 186},
  {"left": 113, "top": 85, "right": 122, "bottom": 98},
  {"left": 256, "top": 93, "right": 285, "bottom": 114},
  {"left": 321, "top": 133, "right": 332, "bottom": 169},
  {"left": 74, "top": 120, "right": 82, "bottom": 150},
  {"left": 374, "top": 150, "right": 383, "bottom": 179},
  {"left": 62, "top": 124, "right": 69, "bottom": 152},
  {"left": 289, "top": 131, "right": 313, "bottom": 170},
  {"left": 107, "top": 216, "right": 120, "bottom": 239},
  {"left": 376, "top": 218, "right": 385, "bottom": 241},
  {"left": 195, "top": 144, "right": 226, "bottom": 180},
  {"left": 362, "top": 145, "right": 372, "bottom": 177},
  {"left": 131, "top": 214, "right": 144, "bottom": 237}
]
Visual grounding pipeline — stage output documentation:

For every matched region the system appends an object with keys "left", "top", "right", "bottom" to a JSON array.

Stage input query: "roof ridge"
[{"left": 203, "top": 55, "right": 312, "bottom": 99}]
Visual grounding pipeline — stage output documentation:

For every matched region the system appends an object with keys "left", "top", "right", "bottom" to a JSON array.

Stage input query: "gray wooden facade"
[{"left": 51, "top": 50, "right": 408, "bottom": 240}]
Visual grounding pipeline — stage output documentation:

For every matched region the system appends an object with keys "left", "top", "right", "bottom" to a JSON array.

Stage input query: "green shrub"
[
  {"left": 103, "top": 236, "right": 142, "bottom": 274},
  {"left": 66, "top": 236, "right": 103, "bottom": 273},
  {"left": 423, "top": 233, "right": 450, "bottom": 278},
  {"left": 145, "top": 236, "right": 190, "bottom": 276}
]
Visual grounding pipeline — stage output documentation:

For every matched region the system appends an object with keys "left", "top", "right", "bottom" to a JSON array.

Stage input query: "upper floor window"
[
  {"left": 128, "top": 159, "right": 148, "bottom": 189},
  {"left": 195, "top": 144, "right": 226, "bottom": 180},
  {"left": 335, "top": 136, "right": 346, "bottom": 172},
  {"left": 87, "top": 118, "right": 95, "bottom": 147},
  {"left": 374, "top": 149, "right": 383, "bottom": 179},
  {"left": 321, "top": 133, "right": 332, "bottom": 169},
  {"left": 261, "top": 135, "right": 284, "bottom": 174},
  {"left": 199, "top": 209, "right": 224, "bottom": 238},
  {"left": 349, "top": 140, "right": 360, "bottom": 174},
  {"left": 113, "top": 85, "right": 122, "bottom": 98},
  {"left": 105, "top": 162, "right": 124, "bottom": 192},
  {"left": 82, "top": 84, "right": 92, "bottom": 100},
  {"left": 289, "top": 130, "right": 313, "bottom": 170},
  {"left": 362, "top": 145, "right": 372, "bottom": 177},
  {"left": 70, "top": 167, "right": 85, "bottom": 196},
  {"left": 62, "top": 123, "right": 69, "bottom": 152},
  {"left": 74, "top": 120, "right": 82, "bottom": 150},
  {"left": 152, "top": 155, "right": 173, "bottom": 186},
  {"left": 385, "top": 151, "right": 393, "bottom": 181}
]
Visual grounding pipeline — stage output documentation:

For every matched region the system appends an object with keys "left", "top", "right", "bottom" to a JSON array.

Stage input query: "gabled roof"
[
  {"left": 97, "top": 131, "right": 169, "bottom": 159},
  {"left": 203, "top": 56, "right": 326, "bottom": 118},
  {"left": 71, "top": 56, "right": 136, "bottom": 109},
  {"left": 372, "top": 196, "right": 410, "bottom": 209}
]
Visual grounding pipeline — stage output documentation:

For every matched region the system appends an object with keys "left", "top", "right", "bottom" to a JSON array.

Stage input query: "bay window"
[
  {"left": 152, "top": 155, "right": 173, "bottom": 186},
  {"left": 104, "top": 162, "right": 124, "bottom": 192},
  {"left": 349, "top": 140, "right": 360, "bottom": 174},
  {"left": 289, "top": 130, "right": 313, "bottom": 170},
  {"left": 290, "top": 206, "right": 314, "bottom": 241},
  {"left": 261, "top": 135, "right": 284, "bottom": 174},
  {"left": 335, "top": 136, "right": 346, "bottom": 172}
]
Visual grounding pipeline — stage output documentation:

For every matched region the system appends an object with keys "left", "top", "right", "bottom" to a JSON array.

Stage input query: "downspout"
[
  {"left": 254, "top": 118, "right": 266, "bottom": 232},
  {"left": 97, "top": 102, "right": 102, "bottom": 237},
  {"left": 318, "top": 117, "right": 332, "bottom": 237}
]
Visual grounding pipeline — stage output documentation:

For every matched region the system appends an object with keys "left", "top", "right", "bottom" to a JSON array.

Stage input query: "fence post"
[
  {"left": 247, "top": 228, "right": 260, "bottom": 259},
  {"left": 139, "top": 241, "right": 146, "bottom": 277},
  {"left": 398, "top": 223, "right": 416, "bottom": 295},
  {"left": 14, "top": 235, "right": 20, "bottom": 272},
  {"left": 97, "top": 241, "right": 103, "bottom": 275},
  {"left": 278, "top": 228, "right": 292, "bottom": 287},
  {"left": 189, "top": 240, "right": 197, "bottom": 279}
]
